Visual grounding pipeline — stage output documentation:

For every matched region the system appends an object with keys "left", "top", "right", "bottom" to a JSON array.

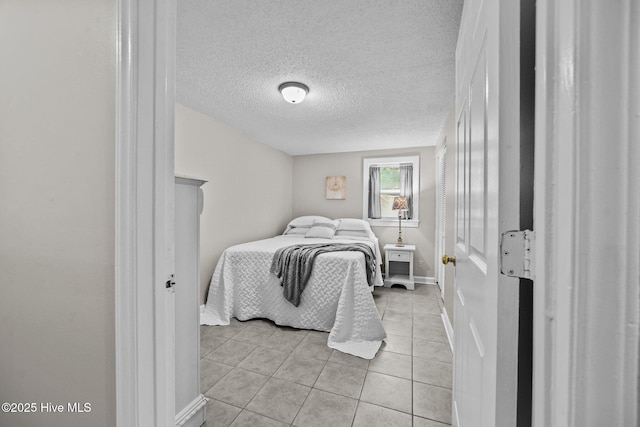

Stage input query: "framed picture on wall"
[{"left": 326, "top": 176, "right": 346, "bottom": 200}]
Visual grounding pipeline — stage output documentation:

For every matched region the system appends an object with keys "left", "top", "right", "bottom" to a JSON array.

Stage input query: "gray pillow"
[
  {"left": 283, "top": 215, "right": 331, "bottom": 235},
  {"left": 305, "top": 219, "right": 340, "bottom": 239}
]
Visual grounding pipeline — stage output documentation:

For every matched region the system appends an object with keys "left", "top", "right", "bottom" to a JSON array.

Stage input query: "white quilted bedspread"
[{"left": 201, "top": 236, "right": 386, "bottom": 359}]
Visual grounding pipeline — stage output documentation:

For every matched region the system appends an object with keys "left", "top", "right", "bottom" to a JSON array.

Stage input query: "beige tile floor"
[{"left": 200, "top": 284, "right": 453, "bottom": 427}]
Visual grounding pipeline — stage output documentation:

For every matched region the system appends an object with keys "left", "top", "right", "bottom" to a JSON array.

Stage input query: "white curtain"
[
  {"left": 368, "top": 166, "right": 381, "bottom": 218},
  {"left": 400, "top": 164, "right": 413, "bottom": 219}
]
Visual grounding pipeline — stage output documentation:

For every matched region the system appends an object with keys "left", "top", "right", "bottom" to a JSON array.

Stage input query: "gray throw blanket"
[{"left": 270, "top": 243, "right": 377, "bottom": 307}]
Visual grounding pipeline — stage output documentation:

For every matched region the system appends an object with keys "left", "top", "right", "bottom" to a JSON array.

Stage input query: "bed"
[{"left": 200, "top": 217, "right": 386, "bottom": 359}]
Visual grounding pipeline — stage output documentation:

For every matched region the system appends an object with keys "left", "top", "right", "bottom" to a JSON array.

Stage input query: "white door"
[{"left": 452, "top": 1, "right": 524, "bottom": 426}]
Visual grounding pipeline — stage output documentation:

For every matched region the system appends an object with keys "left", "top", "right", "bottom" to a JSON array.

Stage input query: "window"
[{"left": 363, "top": 155, "right": 420, "bottom": 227}]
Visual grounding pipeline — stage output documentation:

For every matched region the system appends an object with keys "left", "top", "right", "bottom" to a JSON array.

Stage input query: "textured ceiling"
[{"left": 177, "top": 1, "right": 463, "bottom": 156}]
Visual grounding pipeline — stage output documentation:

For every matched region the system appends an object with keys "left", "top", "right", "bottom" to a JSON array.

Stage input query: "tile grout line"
[
  {"left": 237, "top": 329, "right": 326, "bottom": 426},
  {"left": 288, "top": 340, "right": 331, "bottom": 427}
]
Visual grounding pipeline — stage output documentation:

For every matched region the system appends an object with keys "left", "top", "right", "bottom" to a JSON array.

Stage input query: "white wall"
[
  {"left": 292, "top": 147, "right": 436, "bottom": 278},
  {"left": 0, "top": 2, "right": 116, "bottom": 426},
  {"left": 175, "top": 104, "right": 294, "bottom": 304}
]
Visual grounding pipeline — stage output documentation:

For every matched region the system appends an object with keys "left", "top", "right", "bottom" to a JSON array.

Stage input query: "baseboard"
[
  {"left": 414, "top": 276, "right": 435, "bottom": 285},
  {"left": 175, "top": 394, "right": 207, "bottom": 427},
  {"left": 453, "top": 400, "right": 460, "bottom": 427},
  {"left": 441, "top": 306, "right": 454, "bottom": 354}
]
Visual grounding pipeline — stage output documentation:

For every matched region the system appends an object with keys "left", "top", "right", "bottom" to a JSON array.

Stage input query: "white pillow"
[
  {"left": 283, "top": 216, "right": 331, "bottom": 235},
  {"left": 288, "top": 215, "right": 331, "bottom": 227},
  {"left": 305, "top": 219, "right": 340, "bottom": 239},
  {"left": 336, "top": 218, "right": 372, "bottom": 232},
  {"left": 335, "top": 229, "right": 372, "bottom": 238},
  {"left": 335, "top": 218, "right": 375, "bottom": 239},
  {"left": 283, "top": 227, "right": 310, "bottom": 236}
]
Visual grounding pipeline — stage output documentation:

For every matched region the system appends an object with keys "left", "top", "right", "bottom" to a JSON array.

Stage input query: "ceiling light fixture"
[{"left": 278, "top": 82, "right": 309, "bottom": 104}]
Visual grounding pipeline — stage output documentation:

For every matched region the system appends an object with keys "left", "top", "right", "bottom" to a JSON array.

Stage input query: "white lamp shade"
[{"left": 279, "top": 82, "right": 308, "bottom": 104}]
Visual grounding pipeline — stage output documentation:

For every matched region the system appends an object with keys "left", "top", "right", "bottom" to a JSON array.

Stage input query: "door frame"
[
  {"left": 115, "top": 0, "right": 176, "bottom": 426},
  {"left": 434, "top": 140, "right": 447, "bottom": 297},
  {"left": 533, "top": 0, "right": 639, "bottom": 425},
  {"left": 112, "top": 0, "right": 640, "bottom": 426}
]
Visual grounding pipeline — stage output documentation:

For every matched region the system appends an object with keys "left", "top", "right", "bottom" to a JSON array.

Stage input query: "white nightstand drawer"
[{"left": 388, "top": 250, "right": 411, "bottom": 262}]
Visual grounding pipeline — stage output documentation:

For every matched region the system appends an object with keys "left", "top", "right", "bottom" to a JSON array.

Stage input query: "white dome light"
[{"left": 279, "top": 82, "right": 309, "bottom": 104}]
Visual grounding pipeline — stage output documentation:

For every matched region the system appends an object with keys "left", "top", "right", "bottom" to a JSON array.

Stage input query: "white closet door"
[{"left": 175, "top": 176, "right": 207, "bottom": 427}]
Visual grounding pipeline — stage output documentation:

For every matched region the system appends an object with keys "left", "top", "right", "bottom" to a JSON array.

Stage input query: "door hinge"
[
  {"left": 165, "top": 274, "right": 176, "bottom": 289},
  {"left": 500, "top": 230, "right": 535, "bottom": 280}
]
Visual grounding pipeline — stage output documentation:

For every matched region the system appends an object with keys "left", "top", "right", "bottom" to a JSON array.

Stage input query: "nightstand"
[{"left": 383, "top": 244, "right": 415, "bottom": 291}]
